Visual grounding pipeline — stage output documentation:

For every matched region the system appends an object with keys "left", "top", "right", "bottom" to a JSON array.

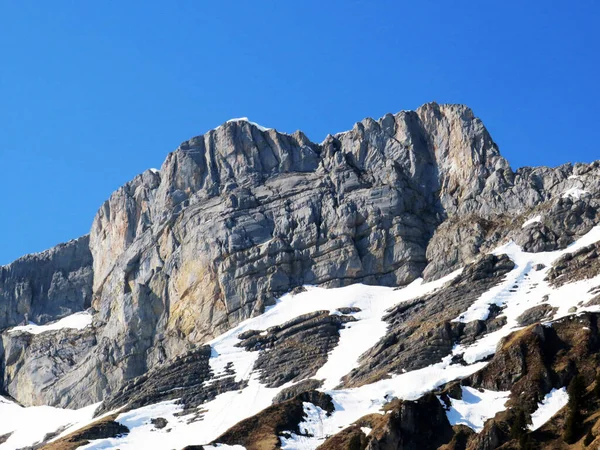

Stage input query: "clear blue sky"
[{"left": 1, "top": 1, "right": 598, "bottom": 264}]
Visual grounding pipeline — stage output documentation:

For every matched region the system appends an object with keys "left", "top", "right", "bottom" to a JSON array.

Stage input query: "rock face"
[
  {"left": 1, "top": 325, "right": 97, "bottom": 406},
  {"left": 0, "top": 235, "right": 92, "bottom": 330},
  {"left": 2, "top": 102, "right": 600, "bottom": 412}
]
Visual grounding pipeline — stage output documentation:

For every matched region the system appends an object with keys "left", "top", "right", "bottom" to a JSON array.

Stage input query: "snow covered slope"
[{"left": 5, "top": 225, "right": 600, "bottom": 450}]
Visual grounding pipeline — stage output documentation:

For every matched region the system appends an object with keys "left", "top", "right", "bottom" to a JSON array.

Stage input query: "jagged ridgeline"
[{"left": 1, "top": 102, "right": 600, "bottom": 450}]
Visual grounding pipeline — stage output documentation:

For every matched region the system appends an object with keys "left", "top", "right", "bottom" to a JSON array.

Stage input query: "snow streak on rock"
[
  {"left": 529, "top": 387, "right": 569, "bottom": 431},
  {"left": 441, "top": 387, "right": 510, "bottom": 432}
]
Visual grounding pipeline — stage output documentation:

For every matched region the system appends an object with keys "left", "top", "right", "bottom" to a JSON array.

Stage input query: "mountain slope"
[{"left": 0, "top": 102, "right": 599, "bottom": 449}]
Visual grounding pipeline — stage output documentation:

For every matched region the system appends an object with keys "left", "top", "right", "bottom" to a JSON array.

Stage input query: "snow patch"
[
  {"left": 522, "top": 215, "right": 541, "bottom": 228},
  {"left": 529, "top": 387, "right": 569, "bottom": 431},
  {"left": 314, "top": 269, "right": 463, "bottom": 390},
  {"left": 442, "top": 387, "right": 510, "bottom": 432},
  {"left": 452, "top": 226, "right": 600, "bottom": 364},
  {"left": 226, "top": 117, "right": 271, "bottom": 132},
  {"left": 9, "top": 311, "right": 92, "bottom": 335},
  {"left": 562, "top": 187, "right": 589, "bottom": 199}
]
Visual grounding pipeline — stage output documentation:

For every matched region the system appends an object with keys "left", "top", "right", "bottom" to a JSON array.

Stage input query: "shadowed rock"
[{"left": 237, "top": 311, "right": 356, "bottom": 387}]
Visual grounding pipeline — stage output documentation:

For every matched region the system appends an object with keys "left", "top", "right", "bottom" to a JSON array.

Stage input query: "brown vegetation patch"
[
  {"left": 40, "top": 414, "right": 128, "bottom": 450},
  {"left": 212, "top": 390, "right": 334, "bottom": 450}
]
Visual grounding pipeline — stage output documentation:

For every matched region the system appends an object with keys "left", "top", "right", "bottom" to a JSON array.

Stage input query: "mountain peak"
[{"left": 224, "top": 117, "right": 272, "bottom": 132}]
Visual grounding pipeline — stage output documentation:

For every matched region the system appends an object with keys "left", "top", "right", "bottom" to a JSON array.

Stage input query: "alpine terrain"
[{"left": 2, "top": 102, "right": 600, "bottom": 450}]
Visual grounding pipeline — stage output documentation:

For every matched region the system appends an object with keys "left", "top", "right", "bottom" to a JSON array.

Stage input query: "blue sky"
[{"left": 0, "top": 1, "right": 598, "bottom": 264}]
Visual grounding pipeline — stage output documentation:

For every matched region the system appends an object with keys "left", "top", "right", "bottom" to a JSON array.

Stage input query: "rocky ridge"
[{"left": 0, "top": 235, "right": 92, "bottom": 330}]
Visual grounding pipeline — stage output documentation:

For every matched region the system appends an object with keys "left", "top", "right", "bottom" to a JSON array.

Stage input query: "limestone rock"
[{"left": 0, "top": 236, "right": 92, "bottom": 330}]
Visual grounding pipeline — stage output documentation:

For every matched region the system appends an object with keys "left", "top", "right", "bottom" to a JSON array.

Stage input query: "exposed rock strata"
[
  {"left": 546, "top": 242, "right": 600, "bottom": 287},
  {"left": 237, "top": 310, "right": 355, "bottom": 387},
  {"left": 341, "top": 253, "right": 514, "bottom": 387},
  {"left": 96, "top": 345, "right": 244, "bottom": 416}
]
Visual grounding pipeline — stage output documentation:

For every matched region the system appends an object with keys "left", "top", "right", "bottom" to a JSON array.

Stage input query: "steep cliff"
[{"left": 0, "top": 235, "right": 92, "bottom": 330}]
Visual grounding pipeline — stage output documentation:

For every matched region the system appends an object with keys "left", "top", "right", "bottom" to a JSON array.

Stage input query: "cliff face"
[
  {"left": 0, "top": 235, "right": 92, "bottom": 330},
  {"left": 88, "top": 104, "right": 508, "bottom": 344},
  {"left": 1, "top": 102, "right": 600, "bottom": 411}
]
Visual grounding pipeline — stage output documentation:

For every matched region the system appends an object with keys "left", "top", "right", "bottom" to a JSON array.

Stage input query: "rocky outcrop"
[
  {"left": 272, "top": 379, "right": 324, "bottom": 405},
  {"left": 212, "top": 390, "right": 334, "bottom": 450},
  {"left": 341, "top": 253, "right": 514, "bottom": 387},
  {"left": 96, "top": 345, "right": 244, "bottom": 416},
  {"left": 516, "top": 304, "right": 557, "bottom": 326},
  {"left": 38, "top": 414, "right": 129, "bottom": 450},
  {"left": 317, "top": 394, "right": 453, "bottom": 450},
  {"left": 237, "top": 310, "right": 356, "bottom": 387},
  {"left": 546, "top": 242, "right": 600, "bottom": 287},
  {"left": 316, "top": 425, "right": 369, "bottom": 450},
  {"left": 424, "top": 194, "right": 600, "bottom": 281},
  {"left": 0, "top": 236, "right": 92, "bottom": 330},
  {"left": 1, "top": 325, "right": 97, "bottom": 406},
  {"left": 466, "top": 313, "right": 600, "bottom": 415}
]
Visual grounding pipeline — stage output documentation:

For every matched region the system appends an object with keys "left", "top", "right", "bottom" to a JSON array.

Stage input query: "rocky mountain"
[{"left": 1, "top": 102, "right": 600, "bottom": 449}]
